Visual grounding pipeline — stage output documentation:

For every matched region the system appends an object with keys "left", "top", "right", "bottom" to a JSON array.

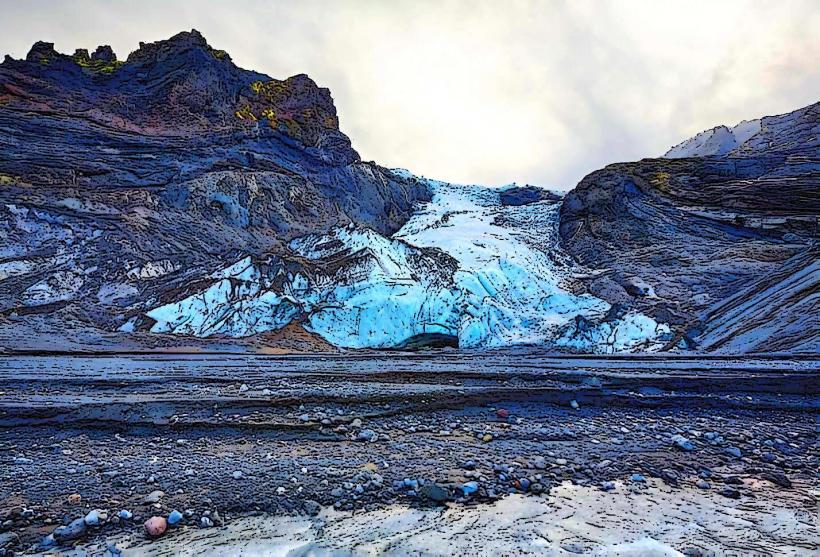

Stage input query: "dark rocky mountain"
[
  {"left": 560, "top": 102, "right": 819, "bottom": 352},
  {"left": 0, "top": 29, "right": 816, "bottom": 354},
  {"left": 0, "top": 30, "right": 429, "bottom": 350}
]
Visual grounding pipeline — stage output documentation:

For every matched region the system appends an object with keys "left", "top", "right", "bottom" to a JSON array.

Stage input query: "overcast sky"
[{"left": 1, "top": 0, "right": 818, "bottom": 189}]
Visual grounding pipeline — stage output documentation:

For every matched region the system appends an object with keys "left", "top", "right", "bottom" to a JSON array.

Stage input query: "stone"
[
  {"left": 461, "top": 481, "right": 479, "bottom": 495},
  {"left": 144, "top": 516, "right": 168, "bottom": 537},
  {"left": 0, "top": 532, "right": 20, "bottom": 550},
  {"left": 357, "top": 429, "right": 377, "bottom": 442},
  {"left": 696, "top": 479, "right": 711, "bottom": 489},
  {"left": 232, "top": 470, "right": 244, "bottom": 479},
  {"left": 719, "top": 488, "right": 740, "bottom": 499},
  {"left": 118, "top": 510, "right": 133, "bottom": 520},
  {"left": 496, "top": 408, "right": 509, "bottom": 419},
  {"left": 419, "top": 483, "right": 449, "bottom": 503},
  {"left": 601, "top": 481, "right": 616, "bottom": 491},
  {"left": 168, "top": 510, "right": 183, "bottom": 525},
  {"left": 67, "top": 493, "right": 82, "bottom": 505},
  {"left": 84, "top": 510, "right": 101, "bottom": 526},
  {"left": 671, "top": 434, "right": 694, "bottom": 451},
  {"left": 200, "top": 516, "right": 213, "bottom": 528},
  {"left": 53, "top": 518, "right": 87, "bottom": 542},
  {"left": 143, "top": 490, "right": 165, "bottom": 504},
  {"left": 482, "top": 433, "right": 493, "bottom": 442},
  {"left": 723, "top": 446, "right": 742, "bottom": 458},
  {"left": 630, "top": 473, "right": 646, "bottom": 483},
  {"left": 760, "top": 471, "right": 792, "bottom": 489},
  {"left": 570, "top": 400, "right": 580, "bottom": 410}
]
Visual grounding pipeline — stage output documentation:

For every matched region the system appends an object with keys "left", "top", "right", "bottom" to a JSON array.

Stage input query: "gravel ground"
[{"left": 0, "top": 353, "right": 817, "bottom": 555}]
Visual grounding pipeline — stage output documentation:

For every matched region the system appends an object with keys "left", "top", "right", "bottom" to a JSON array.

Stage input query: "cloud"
[{"left": 0, "top": 0, "right": 817, "bottom": 189}]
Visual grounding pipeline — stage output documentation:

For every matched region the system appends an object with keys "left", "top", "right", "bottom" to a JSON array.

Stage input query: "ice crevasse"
[{"left": 146, "top": 175, "right": 672, "bottom": 352}]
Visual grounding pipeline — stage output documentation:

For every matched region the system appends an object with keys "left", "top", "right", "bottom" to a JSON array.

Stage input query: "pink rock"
[
  {"left": 144, "top": 516, "right": 167, "bottom": 538},
  {"left": 496, "top": 408, "right": 509, "bottom": 419}
]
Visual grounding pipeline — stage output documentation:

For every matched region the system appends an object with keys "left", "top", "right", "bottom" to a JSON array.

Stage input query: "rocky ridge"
[
  {"left": 0, "top": 30, "right": 429, "bottom": 351},
  {"left": 560, "top": 102, "right": 818, "bottom": 353}
]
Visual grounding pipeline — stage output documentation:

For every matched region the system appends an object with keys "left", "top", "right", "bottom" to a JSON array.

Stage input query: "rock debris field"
[{"left": 0, "top": 352, "right": 817, "bottom": 555}]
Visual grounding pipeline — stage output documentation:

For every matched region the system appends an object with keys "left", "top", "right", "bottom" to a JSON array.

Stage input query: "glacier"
[{"left": 146, "top": 173, "right": 672, "bottom": 352}]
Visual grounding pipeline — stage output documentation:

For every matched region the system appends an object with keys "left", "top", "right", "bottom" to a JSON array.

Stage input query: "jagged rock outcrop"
[
  {"left": 560, "top": 102, "right": 819, "bottom": 352},
  {"left": 0, "top": 30, "right": 429, "bottom": 350}
]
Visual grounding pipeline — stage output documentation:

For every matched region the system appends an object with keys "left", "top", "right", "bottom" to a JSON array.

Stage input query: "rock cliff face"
[
  {"left": 0, "top": 30, "right": 816, "bottom": 353},
  {"left": 0, "top": 30, "right": 429, "bottom": 350},
  {"left": 560, "top": 102, "right": 819, "bottom": 352}
]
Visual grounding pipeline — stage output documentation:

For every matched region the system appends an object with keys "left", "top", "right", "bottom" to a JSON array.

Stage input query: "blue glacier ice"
[{"left": 145, "top": 173, "right": 671, "bottom": 352}]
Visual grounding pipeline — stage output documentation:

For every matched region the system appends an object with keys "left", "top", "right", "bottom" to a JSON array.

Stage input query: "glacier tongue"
[
  {"left": 145, "top": 175, "right": 672, "bottom": 352},
  {"left": 393, "top": 179, "right": 670, "bottom": 350}
]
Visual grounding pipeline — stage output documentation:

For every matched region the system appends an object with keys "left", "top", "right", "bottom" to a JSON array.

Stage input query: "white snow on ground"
[
  {"left": 79, "top": 480, "right": 818, "bottom": 556},
  {"left": 146, "top": 174, "right": 671, "bottom": 352},
  {"left": 663, "top": 119, "right": 762, "bottom": 158}
]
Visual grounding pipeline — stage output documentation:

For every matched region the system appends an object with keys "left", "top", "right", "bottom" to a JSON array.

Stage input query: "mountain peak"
[{"left": 127, "top": 28, "right": 230, "bottom": 65}]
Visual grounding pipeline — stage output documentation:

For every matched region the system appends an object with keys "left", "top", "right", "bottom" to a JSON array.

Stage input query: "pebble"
[
  {"left": 671, "top": 434, "right": 694, "bottom": 451},
  {"left": 719, "top": 487, "right": 741, "bottom": 499},
  {"left": 298, "top": 414, "right": 310, "bottom": 422},
  {"left": 530, "top": 482, "right": 545, "bottom": 494},
  {"left": 601, "top": 481, "right": 616, "bottom": 491},
  {"left": 167, "top": 510, "right": 183, "bottom": 525},
  {"left": 232, "top": 470, "right": 244, "bottom": 479},
  {"left": 723, "top": 446, "right": 742, "bottom": 458},
  {"left": 496, "top": 408, "right": 509, "bottom": 419},
  {"left": 419, "top": 483, "right": 449, "bottom": 503},
  {"left": 570, "top": 400, "right": 580, "bottom": 410},
  {"left": 84, "top": 510, "right": 102, "bottom": 527},
  {"left": 200, "top": 516, "right": 213, "bottom": 528},
  {"left": 67, "top": 493, "right": 82, "bottom": 505},
  {"left": 461, "top": 481, "right": 479, "bottom": 495},
  {"left": 143, "top": 490, "right": 165, "bottom": 504},
  {"left": 238, "top": 383, "right": 249, "bottom": 393},
  {"left": 482, "top": 433, "right": 493, "bottom": 442},
  {"left": 144, "top": 516, "right": 167, "bottom": 538},
  {"left": 630, "top": 474, "right": 646, "bottom": 483},
  {"left": 760, "top": 471, "right": 792, "bottom": 489},
  {"left": 53, "top": 518, "right": 87, "bottom": 542},
  {"left": 761, "top": 452, "right": 776, "bottom": 463},
  {"left": 696, "top": 479, "right": 711, "bottom": 489},
  {"left": 118, "top": 510, "right": 133, "bottom": 520}
]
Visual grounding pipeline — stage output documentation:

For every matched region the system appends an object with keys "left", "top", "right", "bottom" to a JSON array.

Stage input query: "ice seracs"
[{"left": 146, "top": 173, "right": 672, "bottom": 352}]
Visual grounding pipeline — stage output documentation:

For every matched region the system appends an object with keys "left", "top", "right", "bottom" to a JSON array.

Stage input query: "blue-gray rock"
[
  {"left": 83, "top": 510, "right": 101, "bottom": 526},
  {"left": 419, "top": 483, "right": 449, "bottom": 503},
  {"left": 671, "top": 434, "right": 695, "bottom": 451},
  {"left": 724, "top": 447, "right": 742, "bottom": 458},
  {"left": 53, "top": 518, "right": 87, "bottom": 542}
]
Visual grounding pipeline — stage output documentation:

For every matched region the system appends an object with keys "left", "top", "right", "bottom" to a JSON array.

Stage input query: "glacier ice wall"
[{"left": 146, "top": 174, "right": 672, "bottom": 352}]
